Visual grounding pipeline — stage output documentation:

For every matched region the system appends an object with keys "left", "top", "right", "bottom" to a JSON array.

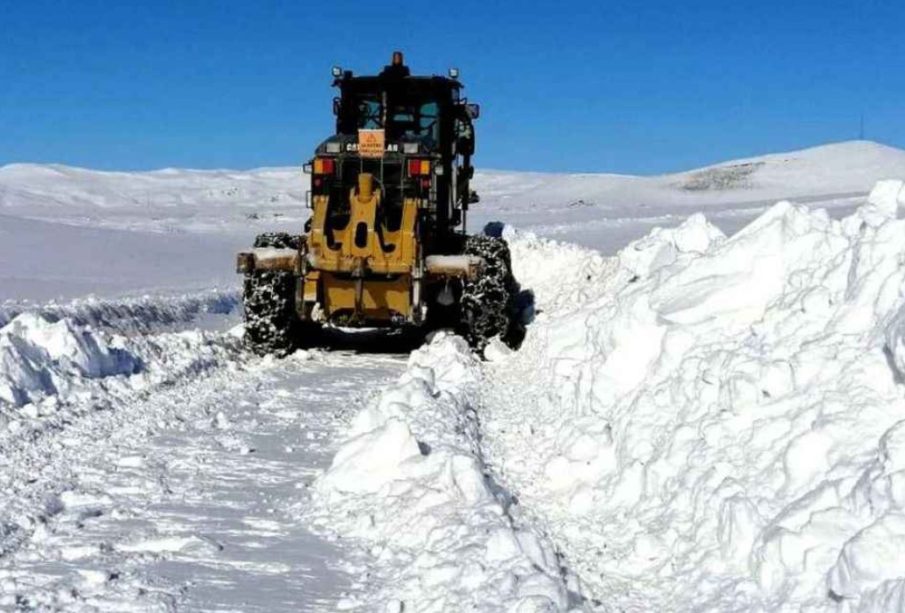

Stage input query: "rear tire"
[
  {"left": 458, "top": 234, "right": 518, "bottom": 353},
  {"left": 243, "top": 232, "right": 318, "bottom": 357}
]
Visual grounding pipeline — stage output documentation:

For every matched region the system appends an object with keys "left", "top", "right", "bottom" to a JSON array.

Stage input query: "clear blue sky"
[{"left": 1, "top": 0, "right": 902, "bottom": 174}]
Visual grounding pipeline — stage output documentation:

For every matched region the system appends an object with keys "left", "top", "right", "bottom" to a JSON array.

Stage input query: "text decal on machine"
[{"left": 358, "top": 129, "right": 386, "bottom": 158}]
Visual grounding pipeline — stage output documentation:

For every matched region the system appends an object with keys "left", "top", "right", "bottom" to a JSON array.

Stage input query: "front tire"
[{"left": 243, "top": 232, "right": 317, "bottom": 357}]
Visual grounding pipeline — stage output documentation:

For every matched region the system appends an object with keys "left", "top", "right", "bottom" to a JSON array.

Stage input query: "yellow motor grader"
[{"left": 236, "top": 52, "right": 521, "bottom": 355}]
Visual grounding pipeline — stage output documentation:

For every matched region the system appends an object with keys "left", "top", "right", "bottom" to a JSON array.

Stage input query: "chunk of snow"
[
  {"left": 321, "top": 419, "right": 422, "bottom": 495},
  {"left": 860, "top": 179, "right": 905, "bottom": 226},
  {"left": 0, "top": 313, "right": 137, "bottom": 407},
  {"left": 828, "top": 514, "right": 905, "bottom": 598}
]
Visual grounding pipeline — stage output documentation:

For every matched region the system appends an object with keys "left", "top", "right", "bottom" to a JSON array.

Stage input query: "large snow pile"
[
  {"left": 0, "top": 313, "right": 137, "bottom": 407},
  {"left": 308, "top": 336, "right": 580, "bottom": 611},
  {"left": 478, "top": 179, "right": 905, "bottom": 610}
]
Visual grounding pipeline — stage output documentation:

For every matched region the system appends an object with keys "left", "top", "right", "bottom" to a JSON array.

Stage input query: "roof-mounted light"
[
  {"left": 448, "top": 67, "right": 459, "bottom": 79},
  {"left": 392, "top": 51, "right": 404, "bottom": 66},
  {"left": 331, "top": 66, "right": 342, "bottom": 77}
]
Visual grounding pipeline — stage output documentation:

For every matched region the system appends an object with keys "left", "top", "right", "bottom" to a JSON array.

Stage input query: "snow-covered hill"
[
  {"left": 2, "top": 140, "right": 903, "bottom": 302},
  {"left": 479, "top": 140, "right": 905, "bottom": 207},
  {"left": 475, "top": 140, "right": 905, "bottom": 251},
  {"left": 3, "top": 141, "right": 902, "bottom": 217}
]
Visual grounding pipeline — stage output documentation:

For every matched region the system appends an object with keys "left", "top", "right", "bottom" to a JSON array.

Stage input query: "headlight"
[
  {"left": 403, "top": 142, "right": 419, "bottom": 154},
  {"left": 325, "top": 142, "right": 341, "bottom": 154}
]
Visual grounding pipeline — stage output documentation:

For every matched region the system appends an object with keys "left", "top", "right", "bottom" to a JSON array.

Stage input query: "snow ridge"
[
  {"left": 308, "top": 335, "right": 581, "bottom": 611},
  {"left": 0, "top": 288, "right": 240, "bottom": 334}
]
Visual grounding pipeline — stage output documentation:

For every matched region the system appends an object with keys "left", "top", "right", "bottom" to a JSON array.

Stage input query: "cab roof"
[{"left": 332, "top": 53, "right": 462, "bottom": 96}]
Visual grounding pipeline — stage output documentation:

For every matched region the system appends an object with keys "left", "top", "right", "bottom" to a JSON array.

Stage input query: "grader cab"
[{"left": 236, "top": 52, "right": 520, "bottom": 355}]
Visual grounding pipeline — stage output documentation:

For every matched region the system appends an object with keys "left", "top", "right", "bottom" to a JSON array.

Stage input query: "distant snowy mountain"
[
  {"left": 2, "top": 140, "right": 903, "bottom": 224},
  {"left": 1, "top": 140, "right": 903, "bottom": 300},
  {"left": 0, "top": 164, "right": 306, "bottom": 234},
  {"left": 475, "top": 140, "right": 905, "bottom": 251},
  {"left": 478, "top": 141, "right": 905, "bottom": 205},
  {"left": 681, "top": 140, "right": 905, "bottom": 195}
]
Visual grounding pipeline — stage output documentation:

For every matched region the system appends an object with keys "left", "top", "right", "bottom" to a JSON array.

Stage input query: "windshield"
[
  {"left": 343, "top": 94, "right": 441, "bottom": 143},
  {"left": 356, "top": 96, "right": 381, "bottom": 129},
  {"left": 389, "top": 100, "right": 438, "bottom": 141}
]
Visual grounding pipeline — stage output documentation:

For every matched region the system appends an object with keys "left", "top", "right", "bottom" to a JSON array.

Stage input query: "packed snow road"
[{"left": 0, "top": 303, "right": 405, "bottom": 611}]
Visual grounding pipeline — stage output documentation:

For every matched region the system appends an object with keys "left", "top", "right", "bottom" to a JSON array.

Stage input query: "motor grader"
[{"left": 236, "top": 52, "right": 521, "bottom": 356}]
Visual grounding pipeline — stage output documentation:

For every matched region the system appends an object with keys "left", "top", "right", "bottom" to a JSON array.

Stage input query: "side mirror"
[
  {"left": 466, "top": 103, "right": 480, "bottom": 119},
  {"left": 333, "top": 97, "right": 340, "bottom": 116},
  {"left": 457, "top": 135, "right": 475, "bottom": 157}
]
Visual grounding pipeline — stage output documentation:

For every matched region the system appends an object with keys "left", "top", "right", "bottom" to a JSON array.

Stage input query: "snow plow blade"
[
  {"left": 424, "top": 255, "right": 484, "bottom": 279},
  {"left": 236, "top": 248, "right": 299, "bottom": 274},
  {"left": 238, "top": 249, "right": 484, "bottom": 280}
]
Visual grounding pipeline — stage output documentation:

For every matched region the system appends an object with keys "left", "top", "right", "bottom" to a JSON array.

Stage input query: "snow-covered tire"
[
  {"left": 243, "top": 232, "right": 313, "bottom": 357},
  {"left": 459, "top": 234, "right": 518, "bottom": 353}
]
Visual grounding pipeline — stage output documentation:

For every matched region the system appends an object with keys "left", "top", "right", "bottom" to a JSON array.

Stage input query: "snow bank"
[
  {"left": 0, "top": 313, "right": 137, "bottom": 407},
  {"left": 309, "top": 335, "right": 579, "bottom": 611},
  {"left": 481, "top": 179, "right": 905, "bottom": 611},
  {"left": 0, "top": 288, "right": 240, "bottom": 334}
]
